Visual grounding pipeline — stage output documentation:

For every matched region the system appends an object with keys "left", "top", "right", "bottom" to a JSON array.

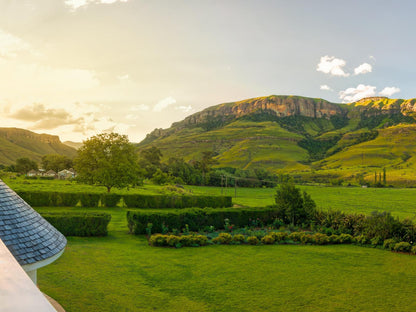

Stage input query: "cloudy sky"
[{"left": 0, "top": 0, "right": 415, "bottom": 142}]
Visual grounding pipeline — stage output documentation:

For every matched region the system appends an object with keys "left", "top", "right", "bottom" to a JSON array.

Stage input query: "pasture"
[
  {"left": 5, "top": 178, "right": 416, "bottom": 311},
  {"left": 38, "top": 206, "right": 416, "bottom": 312}
]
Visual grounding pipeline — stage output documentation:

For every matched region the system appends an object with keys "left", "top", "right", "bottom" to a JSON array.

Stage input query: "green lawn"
[{"left": 38, "top": 206, "right": 416, "bottom": 312}]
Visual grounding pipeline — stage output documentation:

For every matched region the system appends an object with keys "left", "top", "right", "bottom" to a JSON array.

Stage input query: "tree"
[
  {"left": 41, "top": 154, "right": 73, "bottom": 172},
  {"left": 15, "top": 157, "right": 38, "bottom": 174},
  {"left": 274, "top": 182, "right": 316, "bottom": 225},
  {"left": 138, "top": 146, "right": 163, "bottom": 179},
  {"left": 74, "top": 133, "right": 141, "bottom": 192}
]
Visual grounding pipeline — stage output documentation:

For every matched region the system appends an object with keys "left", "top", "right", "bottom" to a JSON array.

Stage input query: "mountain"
[
  {"left": 138, "top": 95, "right": 416, "bottom": 185},
  {"left": 0, "top": 128, "right": 77, "bottom": 165},
  {"left": 63, "top": 141, "right": 83, "bottom": 150}
]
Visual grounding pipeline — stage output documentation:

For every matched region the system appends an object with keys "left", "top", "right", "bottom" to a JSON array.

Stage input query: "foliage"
[
  {"left": 247, "top": 236, "right": 259, "bottom": 245},
  {"left": 74, "top": 133, "right": 141, "bottom": 192},
  {"left": 212, "top": 233, "right": 233, "bottom": 244},
  {"left": 127, "top": 206, "right": 280, "bottom": 235},
  {"left": 42, "top": 212, "right": 111, "bottom": 236},
  {"left": 42, "top": 154, "right": 73, "bottom": 172},
  {"left": 393, "top": 242, "right": 411, "bottom": 252},
  {"left": 274, "top": 182, "right": 316, "bottom": 225},
  {"left": 15, "top": 157, "right": 38, "bottom": 174}
]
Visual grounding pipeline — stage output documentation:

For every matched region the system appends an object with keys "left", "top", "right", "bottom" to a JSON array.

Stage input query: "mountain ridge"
[
  {"left": 138, "top": 95, "right": 416, "bottom": 185},
  {"left": 0, "top": 128, "right": 77, "bottom": 165}
]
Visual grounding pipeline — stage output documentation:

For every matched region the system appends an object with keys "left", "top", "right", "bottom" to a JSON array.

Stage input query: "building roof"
[{"left": 0, "top": 179, "right": 66, "bottom": 265}]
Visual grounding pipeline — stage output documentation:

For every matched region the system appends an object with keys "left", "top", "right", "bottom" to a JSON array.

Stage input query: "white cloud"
[
  {"left": 317, "top": 55, "right": 349, "bottom": 77},
  {"left": 0, "top": 29, "right": 32, "bottom": 59},
  {"left": 175, "top": 105, "right": 193, "bottom": 113},
  {"left": 354, "top": 63, "right": 372, "bottom": 75},
  {"left": 117, "top": 74, "right": 129, "bottom": 81},
  {"left": 130, "top": 104, "right": 150, "bottom": 111},
  {"left": 65, "top": 0, "right": 129, "bottom": 11},
  {"left": 320, "top": 85, "right": 332, "bottom": 91},
  {"left": 379, "top": 87, "right": 400, "bottom": 97},
  {"left": 153, "top": 96, "right": 176, "bottom": 112},
  {"left": 339, "top": 84, "right": 376, "bottom": 103}
]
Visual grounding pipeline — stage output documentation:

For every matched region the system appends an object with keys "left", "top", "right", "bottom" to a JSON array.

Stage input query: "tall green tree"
[
  {"left": 274, "top": 182, "right": 316, "bottom": 225},
  {"left": 41, "top": 154, "right": 73, "bottom": 172},
  {"left": 74, "top": 133, "right": 141, "bottom": 192},
  {"left": 138, "top": 146, "right": 163, "bottom": 179},
  {"left": 15, "top": 157, "right": 38, "bottom": 174}
]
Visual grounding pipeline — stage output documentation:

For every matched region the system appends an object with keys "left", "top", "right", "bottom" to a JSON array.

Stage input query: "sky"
[{"left": 0, "top": 0, "right": 415, "bottom": 142}]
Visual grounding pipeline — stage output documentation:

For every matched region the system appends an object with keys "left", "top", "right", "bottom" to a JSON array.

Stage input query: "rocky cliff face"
[
  {"left": 145, "top": 96, "right": 346, "bottom": 141},
  {"left": 0, "top": 128, "right": 62, "bottom": 144},
  {"left": 181, "top": 95, "right": 344, "bottom": 126}
]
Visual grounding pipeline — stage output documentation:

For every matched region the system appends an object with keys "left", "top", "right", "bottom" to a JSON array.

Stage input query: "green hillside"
[
  {"left": 0, "top": 128, "right": 77, "bottom": 165},
  {"left": 138, "top": 95, "right": 416, "bottom": 185}
]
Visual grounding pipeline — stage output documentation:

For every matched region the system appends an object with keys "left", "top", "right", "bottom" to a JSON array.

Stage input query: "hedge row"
[
  {"left": 17, "top": 191, "right": 232, "bottom": 209},
  {"left": 127, "top": 206, "right": 279, "bottom": 235},
  {"left": 41, "top": 212, "right": 112, "bottom": 237}
]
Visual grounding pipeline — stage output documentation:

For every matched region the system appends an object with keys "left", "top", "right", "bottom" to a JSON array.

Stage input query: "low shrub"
[
  {"left": 355, "top": 235, "right": 369, "bottom": 245},
  {"left": 312, "top": 233, "right": 330, "bottom": 245},
  {"left": 261, "top": 235, "right": 275, "bottom": 245},
  {"left": 212, "top": 233, "right": 232, "bottom": 245},
  {"left": 328, "top": 235, "right": 340, "bottom": 244},
  {"left": 270, "top": 232, "right": 288, "bottom": 242},
  {"left": 393, "top": 242, "right": 411, "bottom": 252},
  {"left": 288, "top": 232, "right": 303, "bottom": 242},
  {"left": 411, "top": 246, "right": 416, "bottom": 254},
  {"left": 300, "top": 234, "right": 313, "bottom": 244},
  {"left": 247, "top": 236, "right": 259, "bottom": 245},
  {"left": 149, "top": 234, "right": 168, "bottom": 247},
  {"left": 383, "top": 239, "right": 397, "bottom": 250},
  {"left": 338, "top": 234, "right": 354, "bottom": 244},
  {"left": 232, "top": 234, "right": 245, "bottom": 244},
  {"left": 127, "top": 206, "right": 280, "bottom": 235},
  {"left": 370, "top": 236, "right": 383, "bottom": 246},
  {"left": 166, "top": 235, "right": 180, "bottom": 247},
  {"left": 42, "top": 212, "right": 111, "bottom": 237}
]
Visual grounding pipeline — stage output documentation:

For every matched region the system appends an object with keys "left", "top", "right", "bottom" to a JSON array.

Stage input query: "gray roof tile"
[{"left": 0, "top": 179, "right": 66, "bottom": 265}]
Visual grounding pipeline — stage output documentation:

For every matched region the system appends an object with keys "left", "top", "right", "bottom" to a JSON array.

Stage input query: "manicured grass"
[
  {"left": 37, "top": 207, "right": 416, "bottom": 312},
  {"left": 187, "top": 185, "right": 416, "bottom": 220},
  {"left": 5, "top": 177, "right": 416, "bottom": 219}
]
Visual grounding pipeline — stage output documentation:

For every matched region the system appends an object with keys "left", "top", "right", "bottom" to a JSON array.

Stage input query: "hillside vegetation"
[
  {"left": 138, "top": 95, "right": 416, "bottom": 185},
  {"left": 0, "top": 128, "right": 76, "bottom": 165}
]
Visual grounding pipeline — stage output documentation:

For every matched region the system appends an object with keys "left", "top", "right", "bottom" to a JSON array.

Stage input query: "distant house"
[
  {"left": 27, "top": 169, "right": 38, "bottom": 177},
  {"left": 45, "top": 170, "right": 57, "bottom": 178},
  {"left": 57, "top": 169, "right": 76, "bottom": 180}
]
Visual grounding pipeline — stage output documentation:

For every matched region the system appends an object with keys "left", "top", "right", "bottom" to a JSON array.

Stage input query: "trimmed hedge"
[
  {"left": 17, "top": 190, "right": 231, "bottom": 209},
  {"left": 41, "top": 212, "right": 111, "bottom": 237},
  {"left": 127, "top": 206, "right": 279, "bottom": 235}
]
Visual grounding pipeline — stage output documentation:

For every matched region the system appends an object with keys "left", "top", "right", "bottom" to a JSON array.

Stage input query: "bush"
[
  {"left": 312, "top": 233, "right": 330, "bottom": 245},
  {"left": 355, "top": 235, "right": 370, "bottom": 245},
  {"left": 42, "top": 212, "right": 111, "bottom": 236},
  {"left": 370, "top": 236, "right": 383, "bottom": 246},
  {"left": 149, "top": 234, "right": 168, "bottom": 246},
  {"left": 17, "top": 191, "right": 231, "bottom": 209},
  {"left": 232, "top": 234, "right": 245, "bottom": 244},
  {"left": 127, "top": 206, "right": 280, "bottom": 235},
  {"left": 261, "top": 235, "right": 276, "bottom": 245},
  {"left": 411, "top": 246, "right": 416, "bottom": 254},
  {"left": 288, "top": 232, "right": 303, "bottom": 242},
  {"left": 247, "top": 236, "right": 259, "bottom": 245},
  {"left": 338, "top": 234, "right": 354, "bottom": 244},
  {"left": 393, "top": 242, "right": 411, "bottom": 252},
  {"left": 213, "top": 233, "right": 233, "bottom": 245},
  {"left": 270, "top": 232, "right": 288, "bottom": 242},
  {"left": 328, "top": 235, "right": 340, "bottom": 244},
  {"left": 383, "top": 239, "right": 397, "bottom": 250},
  {"left": 165, "top": 235, "right": 179, "bottom": 247}
]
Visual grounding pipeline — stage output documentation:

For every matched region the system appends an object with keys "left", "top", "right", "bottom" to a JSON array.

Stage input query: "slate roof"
[{"left": 0, "top": 179, "right": 66, "bottom": 265}]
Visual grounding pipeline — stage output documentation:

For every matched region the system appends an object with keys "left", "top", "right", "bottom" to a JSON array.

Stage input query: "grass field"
[
  {"left": 37, "top": 206, "right": 416, "bottom": 312},
  {"left": 6, "top": 179, "right": 414, "bottom": 311},
  {"left": 4, "top": 176, "right": 416, "bottom": 219}
]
